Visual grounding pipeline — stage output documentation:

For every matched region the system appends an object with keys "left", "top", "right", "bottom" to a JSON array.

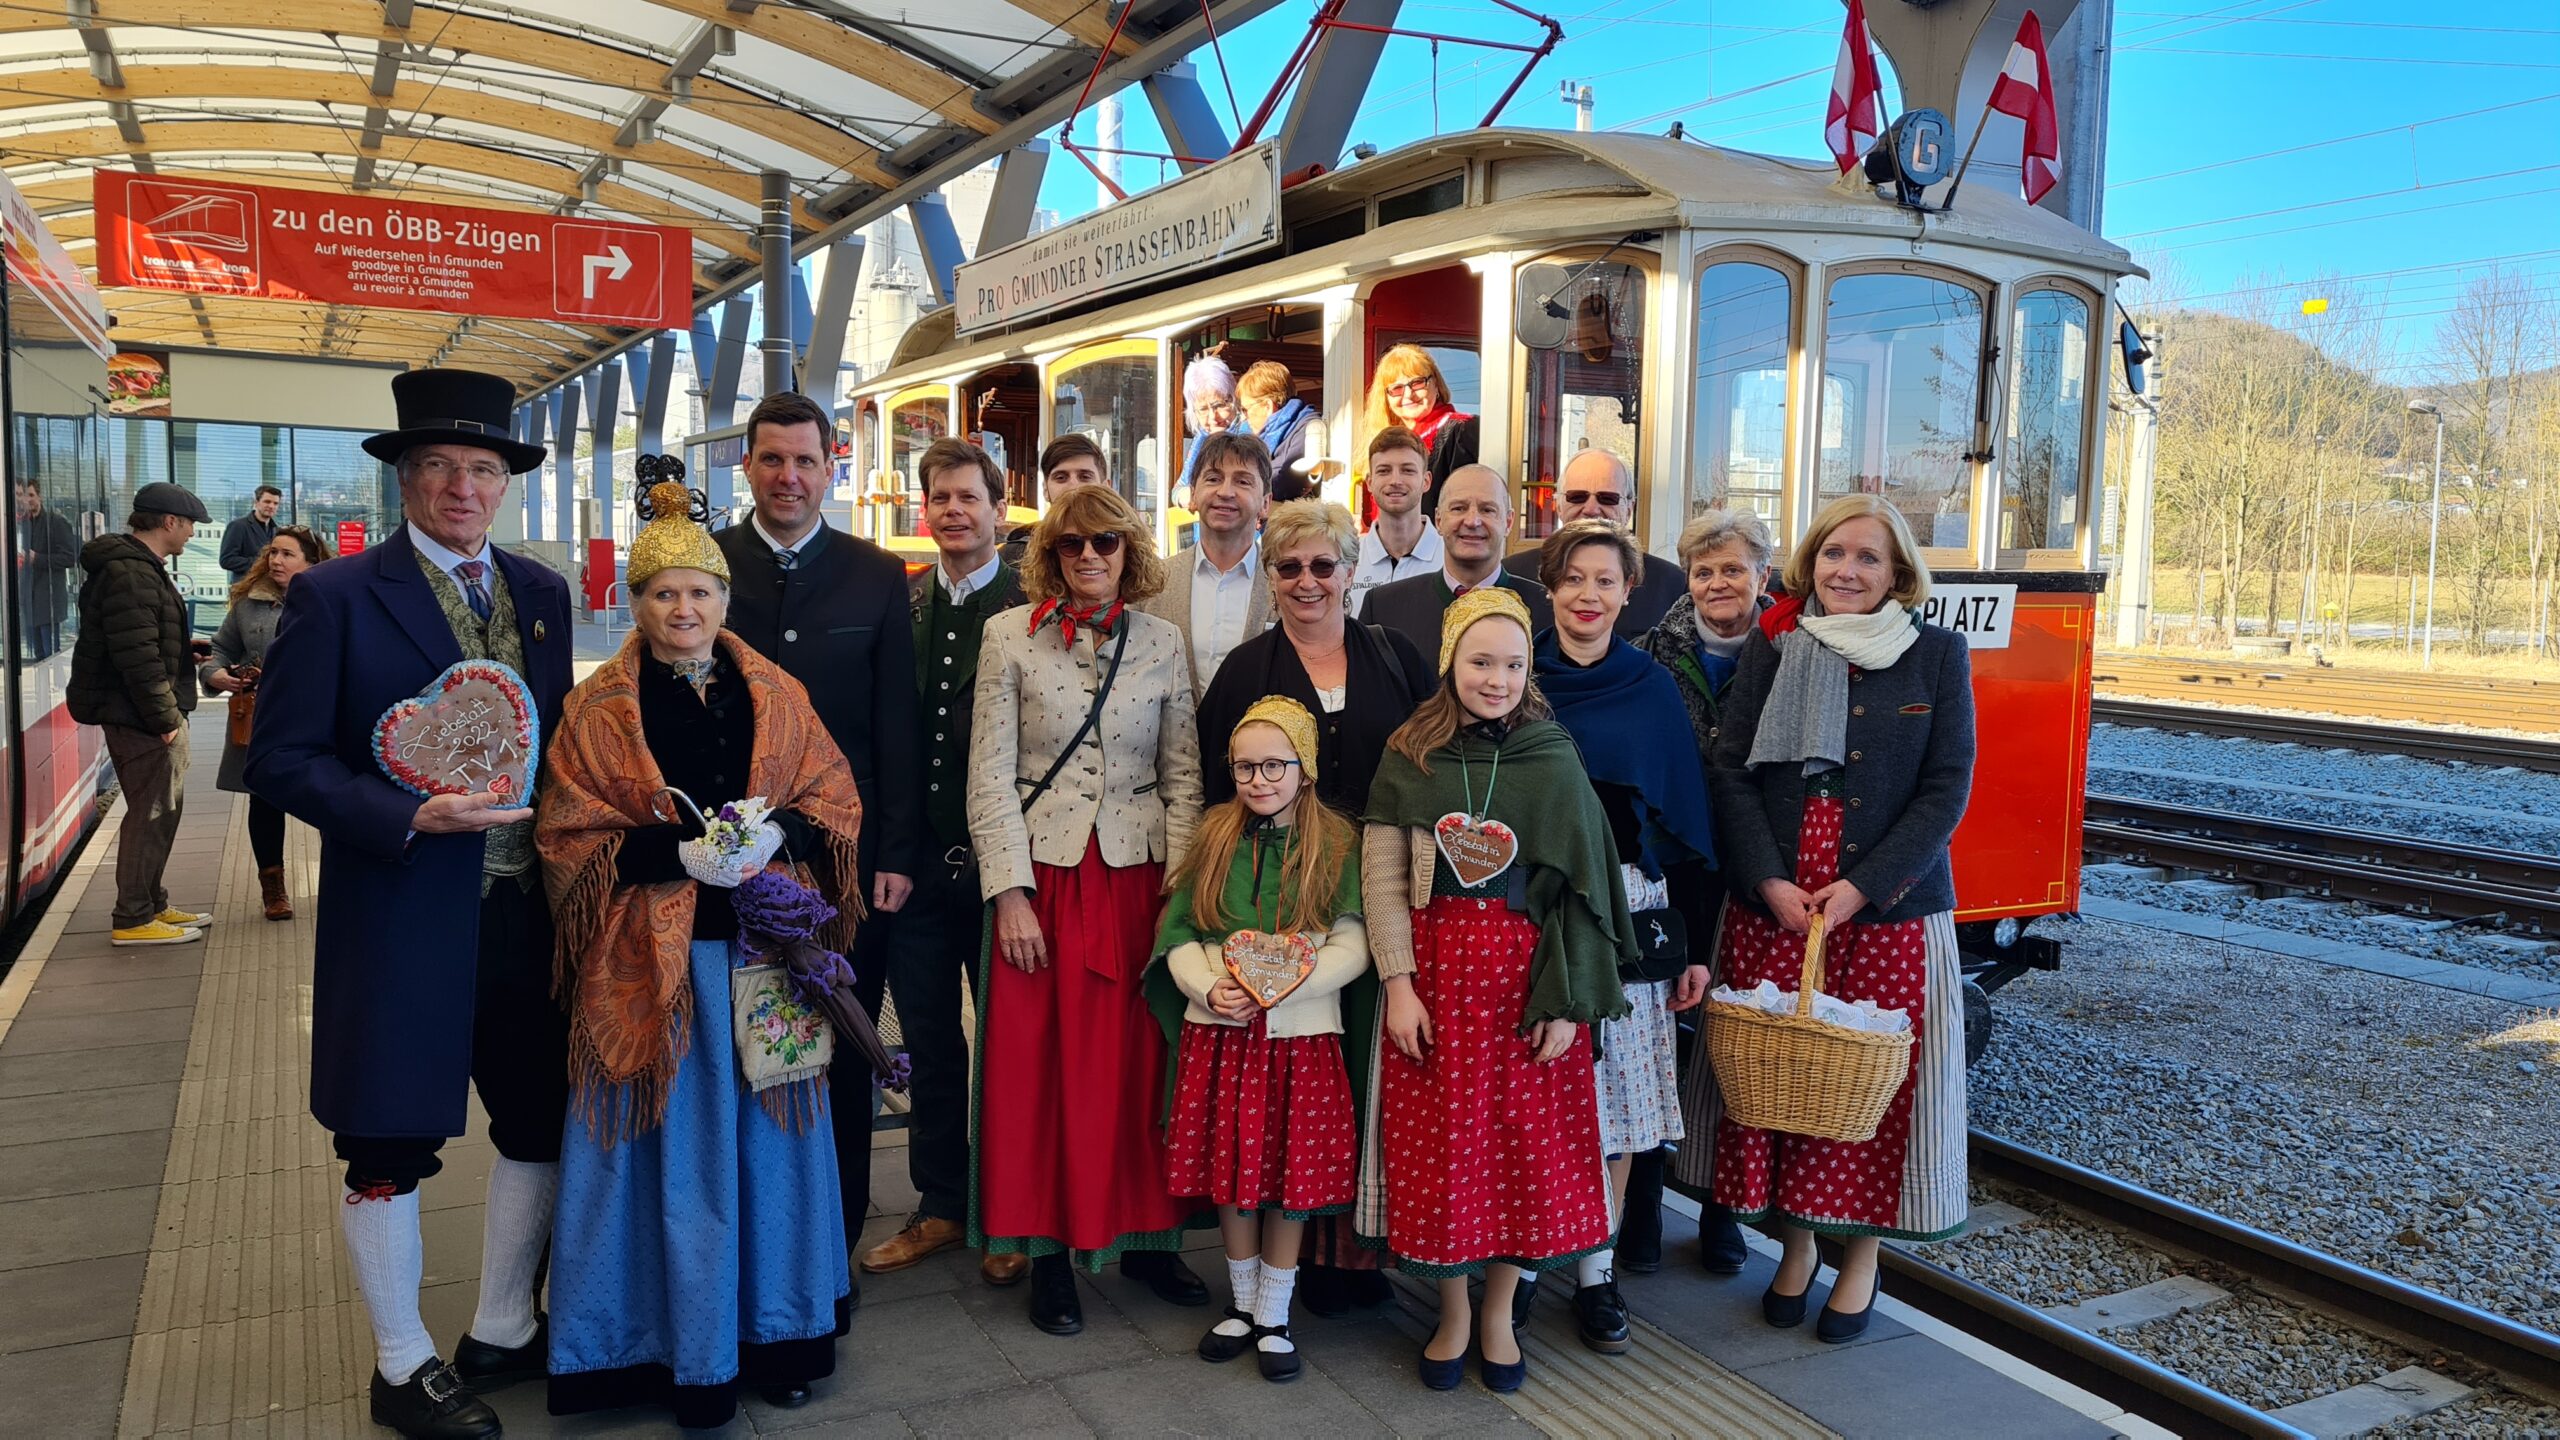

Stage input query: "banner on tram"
[
  {"left": 93, "top": 171, "right": 692, "bottom": 330},
  {"left": 956, "top": 143, "right": 1281, "bottom": 337}
]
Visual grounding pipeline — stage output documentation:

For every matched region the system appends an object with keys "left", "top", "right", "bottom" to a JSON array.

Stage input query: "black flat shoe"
[
  {"left": 370, "top": 1359, "right": 501, "bottom": 1439},
  {"left": 758, "top": 1384, "right": 813, "bottom": 1408},
  {"left": 1418, "top": 1349, "right": 1464, "bottom": 1391},
  {"left": 1510, "top": 1274, "right": 1538, "bottom": 1329},
  {"left": 1123, "top": 1250, "right": 1209, "bottom": 1307},
  {"left": 1254, "top": 1328, "right": 1302, "bottom": 1383},
  {"left": 1762, "top": 1280, "right": 1809, "bottom": 1329},
  {"left": 1299, "top": 1264, "right": 1346, "bottom": 1318},
  {"left": 1198, "top": 1308, "right": 1256, "bottom": 1362},
  {"left": 1699, "top": 1205, "right": 1750, "bottom": 1275},
  {"left": 453, "top": 1318, "right": 546, "bottom": 1393},
  {"left": 1573, "top": 1276, "right": 1631, "bottom": 1354},
  {"left": 1817, "top": 1293, "right": 1875, "bottom": 1343},
  {"left": 1029, "top": 1253, "right": 1084, "bottom": 1335},
  {"left": 1479, "top": 1353, "right": 1526, "bottom": 1393},
  {"left": 1618, "top": 1150, "right": 1666, "bottom": 1273},
  {"left": 1337, "top": 1268, "right": 1391, "bottom": 1310}
]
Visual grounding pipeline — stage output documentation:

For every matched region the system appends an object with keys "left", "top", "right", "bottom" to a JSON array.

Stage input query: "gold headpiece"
[
  {"left": 1438, "top": 585, "right": 1532, "bottom": 675},
  {"left": 1234, "top": 695, "right": 1321, "bottom": 782},
  {"left": 625, "top": 479, "right": 729, "bottom": 591}
]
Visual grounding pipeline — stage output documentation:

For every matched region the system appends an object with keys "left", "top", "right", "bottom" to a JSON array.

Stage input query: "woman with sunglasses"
[
  {"left": 966, "top": 484, "right": 1209, "bottom": 1336},
  {"left": 201, "top": 523, "right": 333, "bottom": 920},
  {"left": 1191, "top": 499, "right": 1432, "bottom": 1316}
]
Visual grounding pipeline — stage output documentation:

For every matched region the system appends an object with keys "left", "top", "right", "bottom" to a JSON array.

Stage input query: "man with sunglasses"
[
  {"left": 1139, "top": 429, "right": 1273, "bottom": 699},
  {"left": 1503, "top": 449, "right": 1681, "bottom": 634}
]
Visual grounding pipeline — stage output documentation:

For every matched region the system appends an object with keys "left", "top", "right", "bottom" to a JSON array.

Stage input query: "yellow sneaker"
[
  {"left": 112, "top": 920, "right": 203, "bottom": 947},
  {"left": 157, "top": 908, "right": 213, "bottom": 927}
]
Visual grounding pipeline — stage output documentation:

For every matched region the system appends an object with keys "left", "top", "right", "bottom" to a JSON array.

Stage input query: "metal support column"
[
  {"left": 517, "top": 402, "right": 547, "bottom": 538},
  {"left": 759, "top": 168, "right": 795, "bottom": 396},
  {"left": 976, "top": 142, "right": 1050, "bottom": 254},
  {"left": 702, "top": 298, "right": 751, "bottom": 512},
  {"left": 1274, "top": 0, "right": 1403, "bottom": 179},
  {"left": 586, "top": 360, "right": 623, "bottom": 541},
  {"left": 801, "top": 238, "right": 866, "bottom": 424},
  {"left": 550, "top": 382, "right": 583, "bottom": 546},
  {"left": 905, "top": 192, "right": 965, "bottom": 308},
  {"left": 1141, "top": 63, "right": 1233, "bottom": 170},
  {"left": 632, "top": 332, "right": 678, "bottom": 457}
]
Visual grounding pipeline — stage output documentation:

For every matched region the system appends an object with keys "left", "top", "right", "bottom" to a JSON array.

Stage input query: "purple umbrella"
[{"left": 733, "top": 869, "right": 910, "bottom": 1092}]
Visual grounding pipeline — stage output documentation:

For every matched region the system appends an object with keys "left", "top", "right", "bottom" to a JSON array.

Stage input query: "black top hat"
[{"left": 363, "top": 368, "right": 548, "bottom": 474}]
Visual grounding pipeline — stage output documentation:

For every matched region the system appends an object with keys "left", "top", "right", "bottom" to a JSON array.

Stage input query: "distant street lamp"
[{"left": 2408, "top": 400, "right": 2445, "bottom": 667}]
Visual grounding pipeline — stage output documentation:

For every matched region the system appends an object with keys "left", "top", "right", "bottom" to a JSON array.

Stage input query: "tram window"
[
  {"left": 1378, "top": 175, "right": 1465, "bottom": 227},
  {"left": 1691, "top": 258, "right": 1792, "bottom": 525},
  {"left": 1051, "top": 345, "right": 1163, "bottom": 534},
  {"left": 1521, "top": 260, "right": 1646, "bottom": 540},
  {"left": 2003, "top": 288, "right": 2091, "bottom": 553},
  {"left": 1817, "top": 271, "right": 1984, "bottom": 553},
  {"left": 886, "top": 390, "right": 950, "bottom": 541}
]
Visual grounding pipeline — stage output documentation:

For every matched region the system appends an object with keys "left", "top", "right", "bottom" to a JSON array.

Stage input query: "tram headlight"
[{"left": 1992, "top": 917, "right": 2021, "bottom": 949}]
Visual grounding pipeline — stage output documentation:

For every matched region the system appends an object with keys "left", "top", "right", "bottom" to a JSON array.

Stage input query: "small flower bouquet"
[{"left": 678, "top": 796, "right": 785, "bottom": 889}]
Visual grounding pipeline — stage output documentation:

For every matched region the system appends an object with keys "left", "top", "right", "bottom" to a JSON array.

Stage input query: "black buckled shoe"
[
  {"left": 1029, "top": 1253, "right": 1084, "bottom": 1336},
  {"left": 1254, "top": 1328, "right": 1302, "bottom": 1383},
  {"left": 1122, "top": 1250, "right": 1209, "bottom": 1307},
  {"left": 1699, "top": 1204, "right": 1751, "bottom": 1275},
  {"left": 453, "top": 1317, "right": 546, "bottom": 1394},
  {"left": 1198, "top": 1308, "right": 1256, "bottom": 1362},
  {"left": 1574, "top": 1276, "right": 1632, "bottom": 1354},
  {"left": 370, "top": 1358, "right": 502, "bottom": 1439}
]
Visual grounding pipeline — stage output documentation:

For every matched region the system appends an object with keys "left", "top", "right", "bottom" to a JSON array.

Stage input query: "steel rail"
[
  {"left": 2094, "top": 655, "right": 2560, "bottom": 734},
  {"left": 2093, "top": 698, "right": 2560, "bottom": 775},
  {"left": 1972, "top": 1132, "right": 2560, "bottom": 1407}
]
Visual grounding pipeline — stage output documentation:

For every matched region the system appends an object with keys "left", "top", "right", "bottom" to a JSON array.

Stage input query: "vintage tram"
[{"left": 836, "top": 129, "right": 2134, "bottom": 1047}]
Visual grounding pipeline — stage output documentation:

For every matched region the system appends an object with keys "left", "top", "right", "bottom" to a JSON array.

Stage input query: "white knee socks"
[
  {"left": 1216, "top": 1255, "right": 1259, "bottom": 1337},
  {"left": 1254, "top": 1264, "right": 1298, "bottom": 1352},
  {"left": 341, "top": 1188, "right": 437, "bottom": 1384},
  {"left": 1577, "top": 1247, "right": 1615, "bottom": 1290},
  {"left": 469, "top": 1158, "right": 558, "bottom": 1350}
]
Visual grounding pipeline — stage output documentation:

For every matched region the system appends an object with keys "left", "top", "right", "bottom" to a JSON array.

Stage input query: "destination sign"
[
  {"left": 1918, "top": 583, "right": 2017, "bottom": 649},
  {"left": 956, "top": 143, "right": 1280, "bottom": 337}
]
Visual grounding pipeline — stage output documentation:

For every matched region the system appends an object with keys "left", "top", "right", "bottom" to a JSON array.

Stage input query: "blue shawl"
[{"left": 1535, "top": 631, "right": 1719, "bottom": 873}]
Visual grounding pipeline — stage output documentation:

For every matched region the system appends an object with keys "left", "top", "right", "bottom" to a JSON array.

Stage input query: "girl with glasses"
[{"left": 1146, "top": 697, "right": 1367, "bottom": 1383}]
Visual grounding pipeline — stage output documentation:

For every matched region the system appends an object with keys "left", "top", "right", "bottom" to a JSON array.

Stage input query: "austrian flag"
[
  {"left": 1987, "top": 12, "right": 2060, "bottom": 204},
  {"left": 1825, "top": 0, "right": 1884, "bottom": 175}
]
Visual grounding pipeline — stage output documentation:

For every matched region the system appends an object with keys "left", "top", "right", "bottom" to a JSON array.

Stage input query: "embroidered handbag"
[{"left": 730, "top": 963, "right": 834, "bottom": 1092}]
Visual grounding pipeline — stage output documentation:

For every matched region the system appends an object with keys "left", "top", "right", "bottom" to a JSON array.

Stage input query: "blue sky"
[{"left": 1025, "top": 0, "right": 2560, "bottom": 379}]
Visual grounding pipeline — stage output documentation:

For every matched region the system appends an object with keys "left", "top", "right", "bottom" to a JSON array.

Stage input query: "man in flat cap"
[
  {"left": 248, "top": 369, "right": 573, "bottom": 1440},
  {"left": 68, "top": 479, "right": 214, "bottom": 946}
]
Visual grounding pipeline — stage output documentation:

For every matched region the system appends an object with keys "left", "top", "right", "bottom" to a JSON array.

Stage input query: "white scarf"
[{"left": 1746, "top": 598, "right": 1918, "bottom": 774}]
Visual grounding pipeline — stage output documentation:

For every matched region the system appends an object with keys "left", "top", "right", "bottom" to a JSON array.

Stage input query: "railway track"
[
  {"left": 2096, "top": 653, "right": 2560, "bottom": 735},
  {"left": 2093, "top": 697, "right": 2560, "bottom": 774},
  {"left": 1864, "top": 1134, "right": 2560, "bottom": 1438},
  {"left": 2081, "top": 792, "right": 2560, "bottom": 935}
]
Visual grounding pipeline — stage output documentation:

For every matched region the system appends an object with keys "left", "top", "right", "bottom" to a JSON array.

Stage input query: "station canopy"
[{"left": 1, "top": 0, "right": 1263, "bottom": 392}]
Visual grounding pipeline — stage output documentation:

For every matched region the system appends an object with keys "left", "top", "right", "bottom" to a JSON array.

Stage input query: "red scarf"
[{"left": 1029, "top": 596, "right": 1125, "bottom": 648}]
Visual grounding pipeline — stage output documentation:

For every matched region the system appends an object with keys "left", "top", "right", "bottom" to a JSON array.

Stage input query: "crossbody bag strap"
[{"left": 1016, "top": 623, "right": 1129, "bottom": 813}]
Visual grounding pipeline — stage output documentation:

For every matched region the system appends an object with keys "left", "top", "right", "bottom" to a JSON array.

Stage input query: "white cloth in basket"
[
  {"left": 1710, "top": 979, "right": 1911, "bottom": 1035},
  {"left": 679, "top": 820, "right": 784, "bottom": 889}
]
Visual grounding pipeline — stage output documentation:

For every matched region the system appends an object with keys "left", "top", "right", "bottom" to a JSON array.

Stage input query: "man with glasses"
[
  {"left": 1359, "top": 464, "right": 1552, "bottom": 659},
  {"left": 714, "top": 390, "right": 924, "bottom": 1304},
  {"left": 1348, "top": 426, "right": 1441, "bottom": 617},
  {"left": 1503, "top": 449, "right": 1682, "bottom": 634},
  {"left": 1140, "top": 429, "right": 1272, "bottom": 698}
]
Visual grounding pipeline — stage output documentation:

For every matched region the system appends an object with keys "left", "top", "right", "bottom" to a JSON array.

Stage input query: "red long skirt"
[
  {"left": 1377, "top": 896, "right": 1611, "bottom": 1275},
  {"left": 977, "top": 839, "right": 1191, "bottom": 1253},
  {"left": 1164, "top": 1018, "right": 1356, "bottom": 1216}
]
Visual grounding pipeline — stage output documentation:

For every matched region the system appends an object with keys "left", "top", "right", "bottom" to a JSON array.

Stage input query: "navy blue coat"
[{"left": 245, "top": 528, "right": 573, "bottom": 1139}]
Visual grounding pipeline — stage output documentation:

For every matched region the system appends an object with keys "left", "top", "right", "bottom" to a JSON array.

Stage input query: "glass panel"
[
  {"left": 885, "top": 390, "right": 949, "bottom": 543},
  {"left": 8, "top": 334, "right": 113, "bottom": 897},
  {"left": 172, "top": 421, "right": 292, "bottom": 632},
  {"left": 289, "top": 427, "right": 395, "bottom": 556},
  {"left": 1818, "top": 272, "right": 1983, "bottom": 552},
  {"left": 1050, "top": 349, "right": 1163, "bottom": 534},
  {"left": 1521, "top": 260, "right": 1647, "bottom": 540},
  {"left": 102, "top": 416, "right": 168, "bottom": 521},
  {"left": 1692, "top": 258, "right": 1792, "bottom": 526},
  {"left": 2003, "top": 289, "right": 2091, "bottom": 553}
]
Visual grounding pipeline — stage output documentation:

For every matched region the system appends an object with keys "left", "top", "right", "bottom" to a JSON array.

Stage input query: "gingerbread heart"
[
  {"left": 1433, "top": 812, "right": 1518, "bottom": 889},
  {"left": 1222, "top": 929, "right": 1318, "bottom": 1009},
  {"left": 373, "top": 660, "right": 540, "bottom": 799}
]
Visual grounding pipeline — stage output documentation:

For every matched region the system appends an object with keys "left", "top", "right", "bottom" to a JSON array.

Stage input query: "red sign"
[
  {"left": 93, "top": 170, "right": 691, "bottom": 330},
  {"left": 337, "top": 522, "right": 369, "bottom": 556}
]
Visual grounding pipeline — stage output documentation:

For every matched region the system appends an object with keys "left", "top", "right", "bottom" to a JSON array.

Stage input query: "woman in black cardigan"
[
  {"left": 1194, "top": 498, "right": 1431, "bottom": 1316},
  {"left": 1708, "top": 494, "right": 1975, "bottom": 1344}
]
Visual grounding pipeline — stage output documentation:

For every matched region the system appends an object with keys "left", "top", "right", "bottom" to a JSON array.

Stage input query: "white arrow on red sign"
[{"left": 580, "top": 244, "right": 632, "bottom": 299}]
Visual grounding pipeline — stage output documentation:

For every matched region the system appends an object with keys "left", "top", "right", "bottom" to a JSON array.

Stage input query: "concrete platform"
[{"left": 2, "top": 711, "right": 2140, "bottom": 1438}]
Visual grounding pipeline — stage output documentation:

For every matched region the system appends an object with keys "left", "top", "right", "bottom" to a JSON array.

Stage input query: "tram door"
[{"left": 960, "top": 364, "right": 1040, "bottom": 512}]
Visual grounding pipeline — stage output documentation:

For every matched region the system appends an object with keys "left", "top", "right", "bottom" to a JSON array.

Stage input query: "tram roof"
[{"left": 0, "top": 0, "right": 1276, "bottom": 391}]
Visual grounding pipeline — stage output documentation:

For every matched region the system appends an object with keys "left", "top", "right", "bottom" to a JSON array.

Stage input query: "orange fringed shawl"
[{"left": 536, "top": 631, "right": 864, "bottom": 1144}]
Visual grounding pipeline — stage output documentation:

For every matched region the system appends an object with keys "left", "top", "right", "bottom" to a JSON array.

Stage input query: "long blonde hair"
[
  {"left": 1170, "top": 752, "right": 1357, "bottom": 936},
  {"left": 1364, "top": 343, "right": 1450, "bottom": 440}
]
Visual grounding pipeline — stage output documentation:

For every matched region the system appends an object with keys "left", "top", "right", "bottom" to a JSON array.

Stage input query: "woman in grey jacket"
[
  {"left": 202, "top": 524, "right": 330, "bottom": 919},
  {"left": 1708, "top": 494, "right": 1975, "bottom": 1344}
]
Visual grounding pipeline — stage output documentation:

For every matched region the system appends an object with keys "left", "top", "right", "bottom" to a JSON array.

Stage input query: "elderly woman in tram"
[{"left": 1176, "top": 354, "right": 1247, "bottom": 506}]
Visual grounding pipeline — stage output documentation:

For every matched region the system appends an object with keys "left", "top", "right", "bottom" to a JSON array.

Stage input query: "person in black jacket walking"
[
  {"left": 713, "top": 391, "right": 925, "bottom": 1292},
  {"left": 68, "top": 481, "right": 212, "bottom": 946},
  {"left": 16, "top": 481, "right": 79, "bottom": 660},
  {"left": 219, "top": 484, "right": 281, "bottom": 584}
]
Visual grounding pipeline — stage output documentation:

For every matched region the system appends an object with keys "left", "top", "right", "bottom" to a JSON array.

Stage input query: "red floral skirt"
[
  {"left": 977, "top": 840, "right": 1191, "bottom": 1254},
  {"left": 1377, "top": 895, "right": 1610, "bottom": 1275},
  {"left": 1164, "top": 1018, "right": 1356, "bottom": 1216},
  {"left": 1711, "top": 796, "right": 1932, "bottom": 1234}
]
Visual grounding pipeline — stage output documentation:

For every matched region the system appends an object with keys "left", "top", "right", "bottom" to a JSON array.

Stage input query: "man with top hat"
[{"left": 247, "top": 370, "right": 573, "bottom": 1440}]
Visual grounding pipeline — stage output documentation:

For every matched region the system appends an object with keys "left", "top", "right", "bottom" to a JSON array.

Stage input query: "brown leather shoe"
[
  {"left": 981, "top": 1251, "right": 1028, "bottom": 1287},
  {"left": 258, "top": 866, "right": 293, "bottom": 922},
  {"left": 860, "top": 1216, "right": 964, "bottom": 1274}
]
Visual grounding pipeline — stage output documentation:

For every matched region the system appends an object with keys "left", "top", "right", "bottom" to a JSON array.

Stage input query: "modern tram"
[{"left": 838, "top": 128, "right": 2138, "bottom": 1038}]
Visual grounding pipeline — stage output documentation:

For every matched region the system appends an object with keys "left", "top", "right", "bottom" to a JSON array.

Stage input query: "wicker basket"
[{"left": 1703, "top": 913, "right": 1915, "bottom": 1143}]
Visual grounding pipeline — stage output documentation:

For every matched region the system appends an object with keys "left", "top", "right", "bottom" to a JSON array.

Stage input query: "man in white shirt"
[
  {"left": 1348, "top": 425, "right": 1442, "bottom": 616},
  {"left": 1140, "top": 429, "right": 1272, "bottom": 698}
]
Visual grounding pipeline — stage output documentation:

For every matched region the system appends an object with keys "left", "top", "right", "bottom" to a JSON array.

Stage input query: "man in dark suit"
[
  {"left": 714, "top": 390, "right": 924, "bottom": 1292},
  {"left": 248, "top": 370, "right": 573, "bottom": 1440},
  {"left": 857, "top": 438, "right": 1029, "bottom": 1287},
  {"left": 16, "top": 481, "right": 78, "bottom": 659},
  {"left": 219, "top": 484, "right": 282, "bottom": 584},
  {"left": 1501, "top": 449, "right": 1682, "bottom": 635},
  {"left": 1362, "top": 464, "right": 1554, "bottom": 658}
]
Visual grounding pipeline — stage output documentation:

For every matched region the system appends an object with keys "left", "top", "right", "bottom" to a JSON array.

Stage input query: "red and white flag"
[
  {"left": 1825, "top": 0, "right": 1884, "bottom": 175},
  {"left": 1987, "top": 11, "right": 2060, "bottom": 204}
]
